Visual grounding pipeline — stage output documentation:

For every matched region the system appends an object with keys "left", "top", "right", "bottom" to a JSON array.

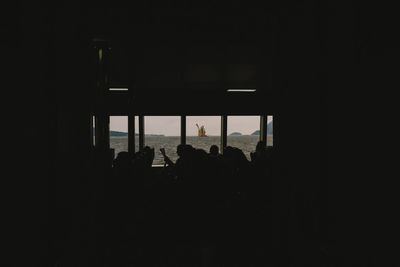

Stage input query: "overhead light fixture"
[
  {"left": 227, "top": 89, "right": 256, "bottom": 92},
  {"left": 109, "top": 88, "right": 128, "bottom": 91}
]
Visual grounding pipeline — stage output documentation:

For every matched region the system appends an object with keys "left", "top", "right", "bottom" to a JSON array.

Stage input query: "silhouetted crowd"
[{"left": 100, "top": 141, "right": 275, "bottom": 266}]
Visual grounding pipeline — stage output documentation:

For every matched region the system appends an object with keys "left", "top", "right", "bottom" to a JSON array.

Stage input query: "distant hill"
[
  {"left": 251, "top": 121, "right": 273, "bottom": 135},
  {"left": 267, "top": 120, "right": 273, "bottom": 134},
  {"left": 110, "top": 130, "right": 128, "bottom": 137},
  {"left": 109, "top": 131, "right": 164, "bottom": 137},
  {"left": 106, "top": 121, "right": 273, "bottom": 138},
  {"left": 251, "top": 130, "right": 260, "bottom": 136}
]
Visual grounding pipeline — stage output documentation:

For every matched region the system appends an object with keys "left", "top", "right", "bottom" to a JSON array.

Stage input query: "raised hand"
[{"left": 160, "top": 148, "right": 166, "bottom": 157}]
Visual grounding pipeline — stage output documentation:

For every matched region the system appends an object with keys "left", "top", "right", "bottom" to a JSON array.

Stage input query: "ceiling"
[
  {"left": 87, "top": 4, "right": 290, "bottom": 91},
  {"left": 85, "top": 1, "right": 320, "bottom": 104}
]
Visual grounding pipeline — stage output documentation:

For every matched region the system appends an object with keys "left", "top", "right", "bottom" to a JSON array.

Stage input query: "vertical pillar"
[
  {"left": 260, "top": 115, "right": 268, "bottom": 146},
  {"left": 93, "top": 40, "right": 112, "bottom": 164},
  {"left": 128, "top": 115, "right": 135, "bottom": 153},
  {"left": 95, "top": 114, "right": 109, "bottom": 150},
  {"left": 221, "top": 115, "right": 227, "bottom": 153},
  {"left": 94, "top": 40, "right": 110, "bottom": 106},
  {"left": 181, "top": 116, "right": 186, "bottom": 145},
  {"left": 93, "top": 40, "right": 110, "bottom": 151},
  {"left": 268, "top": 115, "right": 274, "bottom": 147},
  {"left": 90, "top": 115, "right": 95, "bottom": 147},
  {"left": 139, "top": 115, "right": 144, "bottom": 151}
]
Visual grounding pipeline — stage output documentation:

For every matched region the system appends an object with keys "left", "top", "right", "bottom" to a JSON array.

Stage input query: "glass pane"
[
  {"left": 227, "top": 116, "right": 260, "bottom": 160},
  {"left": 186, "top": 116, "right": 221, "bottom": 154},
  {"left": 133, "top": 116, "right": 139, "bottom": 153},
  {"left": 110, "top": 116, "right": 128, "bottom": 159},
  {"left": 267, "top": 115, "right": 273, "bottom": 146},
  {"left": 92, "top": 116, "right": 96, "bottom": 147},
  {"left": 144, "top": 116, "right": 180, "bottom": 165}
]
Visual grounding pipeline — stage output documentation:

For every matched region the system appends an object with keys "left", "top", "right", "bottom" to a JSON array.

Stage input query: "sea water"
[{"left": 110, "top": 135, "right": 273, "bottom": 165}]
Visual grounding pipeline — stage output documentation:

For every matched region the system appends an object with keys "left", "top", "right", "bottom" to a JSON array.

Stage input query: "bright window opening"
[
  {"left": 92, "top": 116, "right": 96, "bottom": 147},
  {"left": 110, "top": 116, "right": 128, "bottom": 159},
  {"left": 186, "top": 116, "right": 221, "bottom": 154},
  {"left": 144, "top": 116, "right": 181, "bottom": 165},
  {"left": 227, "top": 116, "right": 260, "bottom": 160},
  {"left": 267, "top": 115, "right": 273, "bottom": 146},
  {"left": 135, "top": 116, "right": 139, "bottom": 152}
]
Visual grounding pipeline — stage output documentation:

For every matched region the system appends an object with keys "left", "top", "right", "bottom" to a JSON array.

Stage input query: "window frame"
[{"left": 95, "top": 114, "right": 273, "bottom": 166}]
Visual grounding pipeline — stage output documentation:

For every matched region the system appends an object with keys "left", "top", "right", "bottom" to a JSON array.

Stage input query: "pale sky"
[{"left": 110, "top": 116, "right": 273, "bottom": 136}]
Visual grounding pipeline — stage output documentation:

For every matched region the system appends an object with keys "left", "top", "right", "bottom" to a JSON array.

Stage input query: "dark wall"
[
  {"left": 4, "top": 4, "right": 56, "bottom": 265},
  {"left": 8, "top": 2, "right": 380, "bottom": 266},
  {"left": 326, "top": 2, "right": 397, "bottom": 265},
  {"left": 5, "top": 4, "right": 95, "bottom": 266}
]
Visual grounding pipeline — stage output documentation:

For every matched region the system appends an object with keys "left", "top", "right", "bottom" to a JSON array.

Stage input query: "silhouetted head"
[
  {"left": 177, "top": 144, "right": 185, "bottom": 157},
  {"left": 183, "top": 145, "right": 195, "bottom": 158},
  {"left": 196, "top": 148, "right": 209, "bottom": 160},
  {"left": 256, "top": 141, "right": 266, "bottom": 153},
  {"left": 233, "top": 147, "right": 249, "bottom": 165},
  {"left": 114, "top": 151, "right": 131, "bottom": 167},
  {"left": 209, "top": 145, "right": 219, "bottom": 156},
  {"left": 143, "top": 146, "right": 155, "bottom": 167},
  {"left": 223, "top": 146, "right": 234, "bottom": 159},
  {"left": 266, "top": 146, "right": 273, "bottom": 156}
]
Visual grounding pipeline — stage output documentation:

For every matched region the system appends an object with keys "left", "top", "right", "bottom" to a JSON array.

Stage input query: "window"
[
  {"left": 227, "top": 116, "right": 260, "bottom": 160},
  {"left": 144, "top": 116, "right": 180, "bottom": 165},
  {"left": 92, "top": 116, "right": 96, "bottom": 147},
  {"left": 186, "top": 116, "right": 221, "bottom": 153},
  {"left": 110, "top": 116, "right": 128, "bottom": 158},
  {"left": 267, "top": 115, "right": 273, "bottom": 146},
  {"left": 135, "top": 116, "right": 139, "bottom": 152}
]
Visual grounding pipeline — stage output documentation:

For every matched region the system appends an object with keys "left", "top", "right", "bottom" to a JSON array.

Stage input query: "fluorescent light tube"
[
  {"left": 109, "top": 88, "right": 128, "bottom": 91},
  {"left": 227, "top": 89, "right": 256, "bottom": 92}
]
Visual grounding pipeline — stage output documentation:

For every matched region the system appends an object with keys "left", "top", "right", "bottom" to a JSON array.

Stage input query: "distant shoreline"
[{"left": 110, "top": 135, "right": 273, "bottom": 137}]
